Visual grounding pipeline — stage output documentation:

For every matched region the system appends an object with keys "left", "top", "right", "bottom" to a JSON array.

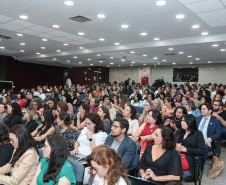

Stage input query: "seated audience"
[
  {"left": 139, "top": 101, "right": 154, "bottom": 124},
  {"left": 114, "top": 94, "right": 130, "bottom": 112},
  {"left": 51, "top": 91, "right": 60, "bottom": 102},
  {"left": 132, "top": 109, "right": 162, "bottom": 146},
  {"left": 89, "top": 98, "right": 99, "bottom": 113},
  {"left": 23, "top": 106, "right": 38, "bottom": 132},
  {"left": 104, "top": 100, "right": 116, "bottom": 120},
  {"left": 123, "top": 105, "right": 139, "bottom": 135},
  {"left": 193, "top": 92, "right": 201, "bottom": 108},
  {"left": 153, "top": 99, "right": 162, "bottom": 111},
  {"left": 31, "top": 98, "right": 44, "bottom": 118},
  {"left": 56, "top": 112, "right": 77, "bottom": 151},
  {"left": 47, "top": 97, "right": 57, "bottom": 110},
  {"left": 71, "top": 112, "right": 107, "bottom": 156},
  {"left": 30, "top": 134, "right": 76, "bottom": 185},
  {"left": 71, "top": 91, "right": 78, "bottom": 107},
  {"left": 25, "top": 90, "right": 34, "bottom": 107},
  {"left": 185, "top": 100, "right": 201, "bottom": 117},
  {"left": 174, "top": 114, "right": 206, "bottom": 178},
  {"left": 0, "top": 124, "right": 39, "bottom": 185},
  {"left": 200, "top": 96, "right": 211, "bottom": 104},
  {"left": 0, "top": 103, "right": 8, "bottom": 123},
  {"left": 137, "top": 125, "right": 182, "bottom": 184},
  {"left": 2, "top": 103, "right": 22, "bottom": 128},
  {"left": 38, "top": 88, "right": 46, "bottom": 101},
  {"left": 142, "top": 92, "right": 155, "bottom": 106},
  {"left": 0, "top": 124, "right": 14, "bottom": 167},
  {"left": 174, "top": 94, "right": 183, "bottom": 106},
  {"left": 75, "top": 103, "right": 90, "bottom": 130},
  {"left": 2, "top": 96, "right": 11, "bottom": 110},
  {"left": 16, "top": 91, "right": 27, "bottom": 108},
  {"left": 62, "top": 94, "right": 73, "bottom": 114},
  {"left": 86, "top": 145, "right": 129, "bottom": 185},
  {"left": 131, "top": 93, "right": 142, "bottom": 106},
  {"left": 32, "top": 109, "right": 55, "bottom": 148},
  {"left": 105, "top": 118, "right": 136, "bottom": 168},
  {"left": 0, "top": 88, "right": 7, "bottom": 98},
  {"left": 55, "top": 101, "right": 68, "bottom": 117},
  {"left": 97, "top": 106, "right": 111, "bottom": 134},
  {"left": 162, "top": 97, "right": 176, "bottom": 120}
]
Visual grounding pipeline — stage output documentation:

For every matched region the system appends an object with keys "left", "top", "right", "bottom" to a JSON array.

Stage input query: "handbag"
[
  {"left": 180, "top": 153, "right": 190, "bottom": 171},
  {"left": 136, "top": 139, "right": 148, "bottom": 153},
  {"left": 208, "top": 151, "right": 224, "bottom": 179}
]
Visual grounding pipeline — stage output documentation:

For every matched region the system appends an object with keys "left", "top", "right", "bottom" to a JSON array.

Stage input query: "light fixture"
[
  {"left": 64, "top": 1, "right": 74, "bottom": 6},
  {"left": 131, "top": 61, "right": 135, "bottom": 63},
  {"left": 110, "top": 63, "right": 114, "bottom": 65},
  {"left": 52, "top": 25, "right": 60, "bottom": 28},
  {"left": 97, "top": 14, "right": 105, "bottom": 18},
  {"left": 17, "top": 33, "right": 23, "bottom": 36},
  {"left": 208, "top": 61, "right": 211, "bottom": 63},
  {"left": 168, "top": 48, "right": 174, "bottom": 50},
  {"left": 99, "top": 38, "right": 105, "bottom": 41},
  {"left": 176, "top": 14, "right": 185, "bottom": 19},
  {"left": 63, "top": 43, "right": 68, "bottom": 46},
  {"left": 78, "top": 32, "right": 84, "bottom": 35},
  {"left": 19, "top": 15, "right": 28, "bottom": 19},
  {"left": 192, "top": 25, "right": 200, "bottom": 29},
  {"left": 143, "top": 54, "right": 147, "bottom": 56},
  {"left": 0, "top": 46, "right": 5, "bottom": 49},
  {"left": 73, "top": 56, "right": 77, "bottom": 58},
  {"left": 187, "top": 55, "right": 192, "bottom": 58},
  {"left": 201, "top": 32, "right": 208, "bottom": 35},
  {"left": 143, "top": 64, "right": 146, "bottom": 65},
  {"left": 110, "top": 57, "right": 114, "bottom": 59},
  {"left": 107, "top": 65, "right": 110, "bottom": 67},
  {"left": 97, "top": 54, "right": 101, "bottom": 56},
  {"left": 189, "top": 62, "right": 193, "bottom": 64},
  {"left": 178, "top": 52, "right": 184, "bottom": 54},
  {"left": 121, "top": 59, "right": 125, "bottom": 61},
  {"left": 67, "top": 60, "right": 70, "bottom": 63},
  {"left": 99, "top": 61, "right": 103, "bottom": 63},
  {"left": 195, "top": 58, "right": 200, "bottom": 60},
  {"left": 153, "top": 57, "right": 158, "bottom": 59},
  {"left": 114, "top": 43, "right": 120, "bottom": 45},
  {"left": 90, "top": 64, "right": 93, "bottom": 66},
  {"left": 162, "top": 60, "right": 166, "bottom": 62},
  {"left": 154, "top": 37, "right": 160, "bottom": 41},
  {"left": 172, "top": 63, "right": 176, "bottom": 65},
  {"left": 130, "top": 51, "right": 135, "bottom": 54},
  {"left": 212, "top": 44, "right": 218, "bottom": 47},
  {"left": 121, "top": 24, "right": 129, "bottom": 28},
  {"left": 53, "top": 58, "right": 57, "bottom": 60},
  {"left": 20, "top": 50, "right": 25, "bottom": 52},
  {"left": 118, "top": 65, "right": 121, "bottom": 66},
  {"left": 79, "top": 47, "right": 84, "bottom": 49},
  {"left": 79, "top": 62, "right": 82, "bottom": 64},
  {"left": 40, "top": 47, "right": 45, "bottom": 49},
  {"left": 87, "top": 59, "right": 91, "bottom": 61},
  {"left": 140, "top": 32, "right": 147, "bottom": 36},
  {"left": 130, "top": 64, "right": 133, "bottom": 66},
  {"left": 36, "top": 52, "right": 40, "bottom": 55},
  {"left": 20, "top": 43, "right": 26, "bottom": 46},
  {"left": 56, "top": 50, "right": 61, "bottom": 52},
  {"left": 156, "top": 1, "right": 167, "bottom": 6},
  {"left": 220, "top": 49, "right": 226, "bottom": 52},
  {"left": 158, "top": 63, "right": 160, "bottom": 65},
  {"left": 42, "top": 39, "right": 48, "bottom": 41}
]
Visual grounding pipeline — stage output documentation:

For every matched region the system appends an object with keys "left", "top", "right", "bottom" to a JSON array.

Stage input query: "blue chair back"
[
  {"left": 11, "top": 94, "right": 18, "bottom": 101},
  {"left": 68, "top": 159, "right": 85, "bottom": 184},
  {"left": 136, "top": 113, "right": 141, "bottom": 118},
  {"left": 38, "top": 149, "right": 44, "bottom": 159},
  {"left": 36, "top": 121, "right": 42, "bottom": 126},
  {"left": 76, "top": 130, "right": 81, "bottom": 140},
  {"left": 71, "top": 114, "right": 76, "bottom": 120},
  {"left": 116, "top": 111, "right": 122, "bottom": 118},
  {"left": 131, "top": 142, "right": 141, "bottom": 167},
  {"left": 0, "top": 97, "right": 3, "bottom": 103},
  {"left": 134, "top": 106, "right": 144, "bottom": 114},
  {"left": 79, "top": 94, "right": 86, "bottom": 102}
]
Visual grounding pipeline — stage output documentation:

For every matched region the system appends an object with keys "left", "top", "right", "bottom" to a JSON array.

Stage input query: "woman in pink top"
[
  {"left": 16, "top": 92, "right": 27, "bottom": 108},
  {"left": 90, "top": 98, "right": 99, "bottom": 113}
]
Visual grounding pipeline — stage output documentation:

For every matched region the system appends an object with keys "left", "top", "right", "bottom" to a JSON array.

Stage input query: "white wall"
[{"left": 151, "top": 63, "right": 226, "bottom": 85}]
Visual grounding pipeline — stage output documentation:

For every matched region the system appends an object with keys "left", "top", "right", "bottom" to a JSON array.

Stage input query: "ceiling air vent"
[
  {"left": 69, "top": 15, "right": 91, "bottom": 23},
  {"left": 97, "top": 58, "right": 107, "bottom": 61},
  {"left": 0, "top": 35, "right": 11, "bottom": 40},
  {"left": 123, "top": 56, "right": 127, "bottom": 59},
  {"left": 164, "top": 53, "right": 176, "bottom": 56}
]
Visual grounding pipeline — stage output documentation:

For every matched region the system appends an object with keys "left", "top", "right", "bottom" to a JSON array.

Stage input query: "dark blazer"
[
  {"left": 2, "top": 115, "right": 22, "bottom": 128},
  {"left": 174, "top": 130, "right": 206, "bottom": 176},
  {"left": 104, "top": 135, "right": 136, "bottom": 168},
  {"left": 196, "top": 116, "right": 221, "bottom": 142},
  {"left": 0, "top": 144, "right": 14, "bottom": 167}
]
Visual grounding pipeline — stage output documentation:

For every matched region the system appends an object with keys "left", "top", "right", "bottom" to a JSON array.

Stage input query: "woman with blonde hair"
[
  {"left": 86, "top": 145, "right": 129, "bottom": 185},
  {"left": 23, "top": 106, "right": 38, "bottom": 132}
]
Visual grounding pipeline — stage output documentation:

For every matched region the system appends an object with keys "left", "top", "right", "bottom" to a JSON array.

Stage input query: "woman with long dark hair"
[
  {"left": 0, "top": 124, "right": 39, "bottom": 185},
  {"left": 31, "top": 109, "right": 55, "bottom": 148},
  {"left": 16, "top": 91, "right": 27, "bottom": 108},
  {"left": 75, "top": 103, "right": 90, "bottom": 130},
  {"left": 97, "top": 106, "right": 111, "bottom": 134},
  {"left": 30, "top": 134, "right": 76, "bottom": 185}
]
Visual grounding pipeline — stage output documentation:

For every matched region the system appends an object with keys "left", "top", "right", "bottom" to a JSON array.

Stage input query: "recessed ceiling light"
[
  {"left": 40, "top": 47, "right": 45, "bottom": 49},
  {"left": 153, "top": 57, "right": 158, "bottom": 59},
  {"left": 56, "top": 50, "right": 61, "bottom": 52},
  {"left": 79, "top": 47, "right": 84, "bottom": 49},
  {"left": 178, "top": 52, "right": 184, "bottom": 54},
  {"left": 121, "top": 24, "right": 129, "bottom": 28},
  {"left": 195, "top": 58, "right": 200, "bottom": 60},
  {"left": 17, "top": 33, "right": 23, "bottom": 36},
  {"left": 162, "top": 60, "right": 166, "bottom": 62},
  {"left": 87, "top": 59, "right": 91, "bottom": 61},
  {"left": 52, "top": 25, "right": 60, "bottom": 28},
  {"left": 130, "top": 51, "right": 135, "bottom": 54},
  {"left": 99, "top": 38, "right": 105, "bottom": 41},
  {"left": 110, "top": 57, "right": 114, "bottom": 59},
  {"left": 143, "top": 64, "right": 146, "bottom": 65},
  {"left": 110, "top": 63, "right": 114, "bottom": 65},
  {"left": 187, "top": 55, "right": 192, "bottom": 58},
  {"left": 79, "top": 62, "right": 82, "bottom": 64},
  {"left": 63, "top": 43, "right": 68, "bottom": 46},
  {"left": 20, "top": 43, "right": 26, "bottom": 46},
  {"left": 67, "top": 60, "right": 70, "bottom": 63},
  {"left": 172, "top": 63, "right": 176, "bottom": 65},
  {"left": 130, "top": 64, "right": 133, "bottom": 66},
  {"left": 158, "top": 63, "right": 160, "bottom": 65},
  {"left": 212, "top": 44, "right": 218, "bottom": 47},
  {"left": 73, "top": 56, "right": 77, "bottom": 58},
  {"left": 220, "top": 49, "right": 226, "bottom": 52},
  {"left": 168, "top": 48, "right": 174, "bottom": 50},
  {"left": 140, "top": 32, "right": 147, "bottom": 36},
  {"left": 20, "top": 50, "right": 25, "bottom": 52},
  {"left": 176, "top": 14, "right": 185, "bottom": 19},
  {"left": 201, "top": 32, "right": 208, "bottom": 35},
  {"left": 90, "top": 64, "right": 93, "bottom": 66},
  {"left": 53, "top": 58, "right": 57, "bottom": 60},
  {"left": 121, "top": 59, "right": 125, "bottom": 61},
  {"left": 143, "top": 54, "right": 147, "bottom": 57},
  {"left": 97, "top": 14, "right": 105, "bottom": 18},
  {"left": 208, "top": 61, "right": 211, "bottom": 63},
  {"left": 64, "top": 1, "right": 74, "bottom": 6},
  {"left": 107, "top": 65, "right": 110, "bottom": 67},
  {"left": 36, "top": 52, "right": 40, "bottom": 55},
  {"left": 78, "top": 32, "right": 84, "bottom": 36},
  {"left": 19, "top": 15, "right": 28, "bottom": 20},
  {"left": 154, "top": 38, "right": 160, "bottom": 41},
  {"left": 192, "top": 25, "right": 200, "bottom": 29},
  {"left": 42, "top": 39, "right": 48, "bottom": 41},
  {"left": 189, "top": 62, "right": 193, "bottom": 64},
  {"left": 114, "top": 43, "right": 120, "bottom": 45},
  {"left": 131, "top": 61, "right": 135, "bottom": 63},
  {"left": 99, "top": 61, "right": 103, "bottom": 63},
  {"left": 118, "top": 65, "right": 121, "bottom": 66},
  {"left": 97, "top": 54, "right": 101, "bottom": 57},
  {"left": 0, "top": 46, "right": 5, "bottom": 49},
  {"left": 156, "top": 1, "right": 167, "bottom": 6}
]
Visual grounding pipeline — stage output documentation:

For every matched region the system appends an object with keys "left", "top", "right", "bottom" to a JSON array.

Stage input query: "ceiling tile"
[
  {"left": 0, "top": 15, "right": 13, "bottom": 23},
  {"left": 0, "top": 23, "right": 22, "bottom": 31},
  {"left": 19, "top": 29, "right": 42, "bottom": 35},
  {"left": 197, "top": 9, "right": 226, "bottom": 21},
  {"left": 48, "top": 30, "right": 70, "bottom": 37},
  {"left": 36, "top": 33, "right": 57, "bottom": 39},
  {"left": 51, "top": 37, "right": 71, "bottom": 42},
  {"left": 185, "top": 0, "right": 225, "bottom": 13},
  {"left": 206, "top": 18, "right": 226, "bottom": 27},
  {"left": 65, "top": 35, "right": 82, "bottom": 40},
  {"left": 179, "top": 0, "right": 208, "bottom": 5},
  {"left": 67, "top": 41, "right": 82, "bottom": 45},
  {"left": 0, "top": 49, "right": 20, "bottom": 54},
  {"left": 7, "top": 20, "right": 35, "bottom": 28},
  {"left": 29, "top": 25, "right": 54, "bottom": 32},
  {"left": 221, "top": 0, "right": 226, "bottom": 6}
]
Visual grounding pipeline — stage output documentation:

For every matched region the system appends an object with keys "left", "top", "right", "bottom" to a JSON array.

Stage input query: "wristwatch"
[{"left": 89, "top": 138, "right": 93, "bottom": 141}]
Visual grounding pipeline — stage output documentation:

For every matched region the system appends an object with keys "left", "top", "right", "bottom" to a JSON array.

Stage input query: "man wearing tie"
[{"left": 196, "top": 103, "right": 221, "bottom": 162}]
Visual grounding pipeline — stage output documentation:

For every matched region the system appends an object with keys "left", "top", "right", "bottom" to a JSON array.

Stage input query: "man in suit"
[
  {"left": 196, "top": 103, "right": 221, "bottom": 161},
  {"left": 104, "top": 117, "right": 136, "bottom": 168}
]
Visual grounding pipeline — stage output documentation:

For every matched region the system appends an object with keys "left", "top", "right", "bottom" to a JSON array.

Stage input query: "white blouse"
[
  {"left": 93, "top": 175, "right": 127, "bottom": 185},
  {"left": 127, "top": 118, "right": 139, "bottom": 135}
]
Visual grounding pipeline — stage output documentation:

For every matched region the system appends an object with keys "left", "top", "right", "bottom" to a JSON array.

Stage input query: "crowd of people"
[{"left": 0, "top": 79, "right": 225, "bottom": 184}]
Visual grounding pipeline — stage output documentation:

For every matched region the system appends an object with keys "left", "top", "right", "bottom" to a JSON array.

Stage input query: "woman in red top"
[
  {"left": 16, "top": 92, "right": 27, "bottom": 108},
  {"left": 131, "top": 109, "right": 162, "bottom": 145}
]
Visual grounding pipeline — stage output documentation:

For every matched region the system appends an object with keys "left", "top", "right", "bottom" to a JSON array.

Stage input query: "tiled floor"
[{"left": 183, "top": 146, "right": 226, "bottom": 185}]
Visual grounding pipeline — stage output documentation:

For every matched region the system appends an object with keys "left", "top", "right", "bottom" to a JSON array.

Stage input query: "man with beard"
[{"left": 104, "top": 117, "right": 136, "bottom": 168}]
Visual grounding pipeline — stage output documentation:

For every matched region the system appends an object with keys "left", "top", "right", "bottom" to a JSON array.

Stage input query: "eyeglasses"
[
  {"left": 91, "top": 166, "right": 103, "bottom": 173},
  {"left": 213, "top": 104, "right": 220, "bottom": 106},
  {"left": 112, "top": 125, "right": 121, "bottom": 129}
]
